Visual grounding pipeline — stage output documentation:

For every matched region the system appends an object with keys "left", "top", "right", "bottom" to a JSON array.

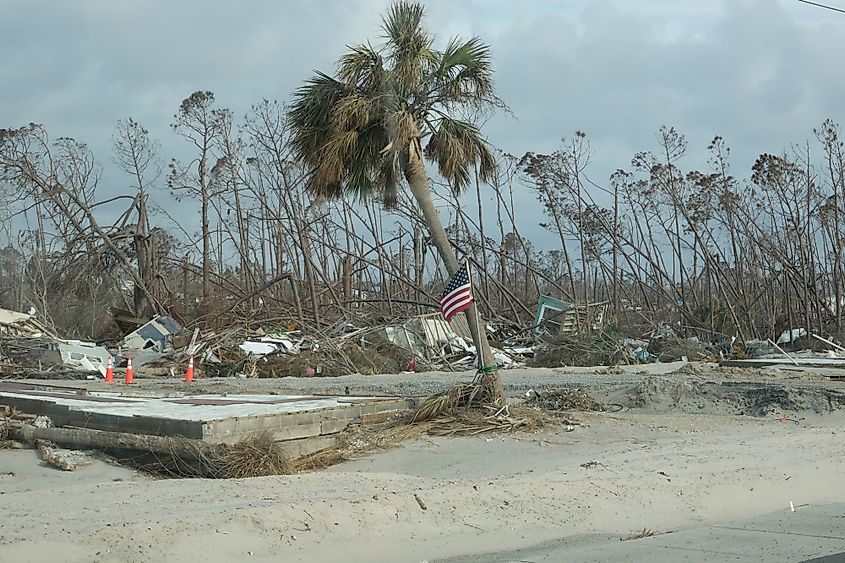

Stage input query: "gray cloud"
[{"left": 1, "top": 0, "right": 843, "bottom": 246}]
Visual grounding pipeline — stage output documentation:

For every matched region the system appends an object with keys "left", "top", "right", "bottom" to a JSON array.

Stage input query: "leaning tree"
[{"left": 288, "top": 1, "right": 504, "bottom": 400}]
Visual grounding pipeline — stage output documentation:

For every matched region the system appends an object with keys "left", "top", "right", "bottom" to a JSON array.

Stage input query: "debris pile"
[
  {"left": 530, "top": 329, "right": 634, "bottom": 367},
  {"left": 0, "top": 307, "right": 187, "bottom": 379},
  {"left": 3, "top": 297, "right": 778, "bottom": 382},
  {"left": 721, "top": 332, "right": 845, "bottom": 372},
  {"left": 647, "top": 334, "right": 719, "bottom": 363},
  {"left": 190, "top": 315, "right": 533, "bottom": 379},
  {"left": 525, "top": 388, "right": 606, "bottom": 412}
]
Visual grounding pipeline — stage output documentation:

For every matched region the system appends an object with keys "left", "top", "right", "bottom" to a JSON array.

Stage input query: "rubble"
[
  {"left": 120, "top": 315, "right": 182, "bottom": 367},
  {"left": 36, "top": 440, "right": 95, "bottom": 471},
  {"left": 382, "top": 312, "right": 473, "bottom": 360},
  {"left": 646, "top": 335, "right": 718, "bottom": 363},
  {"left": 532, "top": 296, "right": 608, "bottom": 339},
  {"left": 0, "top": 307, "right": 55, "bottom": 338},
  {"left": 53, "top": 341, "right": 111, "bottom": 375},
  {"left": 721, "top": 333, "right": 845, "bottom": 374},
  {"left": 0, "top": 302, "right": 736, "bottom": 381}
]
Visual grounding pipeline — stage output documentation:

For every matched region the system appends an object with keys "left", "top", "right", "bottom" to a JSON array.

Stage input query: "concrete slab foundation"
[{"left": 0, "top": 382, "right": 411, "bottom": 452}]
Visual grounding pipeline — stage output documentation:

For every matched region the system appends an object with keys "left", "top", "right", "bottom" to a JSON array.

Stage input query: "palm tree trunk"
[{"left": 402, "top": 138, "right": 502, "bottom": 400}]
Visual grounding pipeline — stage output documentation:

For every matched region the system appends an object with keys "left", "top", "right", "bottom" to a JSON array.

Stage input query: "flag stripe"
[
  {"left": 443, "top": 296, "right": 473, "bottom": 320},
  {"left": 443, "top": 293, "right": 472, "bottom": 317},
  {"left": 438, "top": 262, "right": 474, "bottom": 323},
  {"left": 441, "top": 285, "right": 471, "bottom": 311}
]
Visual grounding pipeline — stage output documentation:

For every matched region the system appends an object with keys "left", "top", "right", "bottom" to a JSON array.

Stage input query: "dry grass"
[
  {"left": 216, "top": 431, "right": 294, "bottom": 478},
  {"left": 134, "top": 431, "right": 294, "bottom": 479},
  {"left": 295, "top": 421, "right": 432, "bottom": 471},
  {"left": 427, "top": 404, "right": 551, "bottom": 436},
  {"left": 530, "top": 329, "right": 634, "bottom": 367}
]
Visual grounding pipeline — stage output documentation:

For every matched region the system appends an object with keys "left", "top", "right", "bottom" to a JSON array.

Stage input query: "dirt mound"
[
  {"left": 619, "top": 376, "right": 845, "bottom": 417},
  {"left": 670, "top": 363, "right": 804, "bottom": 380}
]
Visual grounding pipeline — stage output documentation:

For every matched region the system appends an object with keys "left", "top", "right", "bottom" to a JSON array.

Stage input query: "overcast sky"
[{"left": 2, "top": 0, "right": 844, "bottom": 244}]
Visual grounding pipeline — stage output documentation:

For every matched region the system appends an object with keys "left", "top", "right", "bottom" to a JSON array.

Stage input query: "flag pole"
[{"left": 466, "top": 261, "right": 485, "bottom": 372}]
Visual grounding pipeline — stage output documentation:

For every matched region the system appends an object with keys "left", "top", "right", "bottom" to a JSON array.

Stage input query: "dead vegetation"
[
  {"left": 251, "top": 334, "right": 420, "bottom": 378},
  {"left": 425, "top": 404, "right": 551, "bottom": 436},
  {"left": 621, "top": 528, "right": 658, "bottom": 541},
  {"left": 5, "top": 103, "right": 845, "bottom": 375},
  {"left": 130, "top": 431, "right": 295, "bottom": 479},
  {"left": 298, "top": 403, "right": 554, "bottom": 471},
  {"left": 409, "top": 374, "right": 503, "bottom": 422},
  {"left": 526, "top": 388, "right": 607, "bottom": 412},
  {"left": 216, "top": 432, "right": 294, "bottom": 478},
  {"left": 530, "top": 329, "right": 635, "bottom": 368},
  {"left": 647, "top": 335, "right": 719, "bottom": 363}
]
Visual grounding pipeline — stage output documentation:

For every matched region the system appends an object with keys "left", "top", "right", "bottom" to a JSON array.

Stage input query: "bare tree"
[{"left": 169, "top": 91, "right": 226, "bottom": 307}]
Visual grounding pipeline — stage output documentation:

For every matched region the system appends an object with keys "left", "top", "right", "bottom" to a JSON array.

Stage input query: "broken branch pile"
[
  {"left": 525, "top": 388, "right": 606, "bottom": 412},
  {"left": 530, "top": 329, "right": 635, "bottom": 367}
]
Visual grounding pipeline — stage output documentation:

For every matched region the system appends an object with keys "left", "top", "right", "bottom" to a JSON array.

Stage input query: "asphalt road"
[{"left": 438, "top": 503, "right": 845, "bottom": 563}]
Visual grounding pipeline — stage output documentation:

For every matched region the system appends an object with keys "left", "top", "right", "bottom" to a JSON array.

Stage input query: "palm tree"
[{"left": 288, "top": 1, "right": 503, "bottom": 400}]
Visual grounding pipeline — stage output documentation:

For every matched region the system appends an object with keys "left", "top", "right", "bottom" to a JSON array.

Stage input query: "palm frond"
[
  {"left": 288, "top": 72, "right": 349, "bottom": 168},
  {"left": 424, "top": 117, "right": 495, "bottom": 192},
  {"left": 381, "top": 1, "right": 425, "bottom": 48},
  {"left": 378, "top": 155, "right": 401, "bottom": 207},
  {"left": 434, "top": 36, "right": 494, "bottom": 104},
  {"left": 345, "top": 125, "right": 389, "bottom": 200},
  {"left": 381, "top": 1, "right": 435, "bottom": 94},
  {"left": 338, "top": 42, "right": 385, "bottom": 91},
  {"left": 330, "top": 94, "right": 375, "bottom": 133}
]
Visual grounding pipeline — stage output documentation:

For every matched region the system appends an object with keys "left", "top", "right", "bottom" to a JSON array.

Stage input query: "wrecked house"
[
  {"left": 48, "top": 340, "right": 111, "bottom": 375},
  {"left": 122, "top": 315, "right": 181, "bottom": 352},
  {"left": 384, "top": 312, "right": 473, "bottom": 359},
  {"left": 532, "top": 296, "right": 608, "bottom": 340},
  {"left": 0, "top": 307, "right": 55, "bottom": 338},
  {"left": 121, "top": 315, "right": 182, "bottom": 366},
  {"left": 533, "top": 296, "right": 577, "bottom": 338},
  {"left": 0, "top": 308, "right": 109, "bottom": 375}
]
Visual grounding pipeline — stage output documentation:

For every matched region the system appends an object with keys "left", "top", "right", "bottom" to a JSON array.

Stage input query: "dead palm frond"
[{"left": 409, "top": 372, "right": 502, "bottom": 422}]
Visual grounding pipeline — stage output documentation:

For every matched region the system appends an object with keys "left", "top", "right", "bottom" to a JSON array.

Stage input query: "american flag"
[{"left": 439, "top": 262, "right": 474, "bottom": 322}]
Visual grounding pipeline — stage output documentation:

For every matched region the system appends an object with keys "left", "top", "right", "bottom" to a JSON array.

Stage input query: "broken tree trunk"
[
  {"left": 9, "top": 423, "right": 214, "bottom": 456},
  {"left": 8, "top": 423, "right": 222, "bottom": 477}
]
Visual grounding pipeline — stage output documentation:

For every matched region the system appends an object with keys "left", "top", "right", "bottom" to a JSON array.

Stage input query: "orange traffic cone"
[
  {"left": 104, "top": 357, "right": 114, "bottom": 383},
  {"left": 184, "top": 355, "right": 195, "bottom": 382},
  {"left": 125, "top": 357, "right": 134, "bottom": 384}
]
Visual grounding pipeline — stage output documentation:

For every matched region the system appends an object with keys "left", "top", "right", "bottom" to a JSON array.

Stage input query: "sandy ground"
[{"left": 2, "top": 363, "right": 845, "bottom": 562}]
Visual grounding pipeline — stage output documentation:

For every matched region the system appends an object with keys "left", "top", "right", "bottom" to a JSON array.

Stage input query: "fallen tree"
[{"left": 7, "top": 423, "right": 293, "bottom": 478}]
